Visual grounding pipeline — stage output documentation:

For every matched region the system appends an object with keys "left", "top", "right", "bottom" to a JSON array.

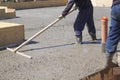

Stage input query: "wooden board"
[
  {"left": 0, "top": 22, "right": 25, "bottom": 48},
  {"left": 81, "top": 64, "right": 119, "bottom": 80}
]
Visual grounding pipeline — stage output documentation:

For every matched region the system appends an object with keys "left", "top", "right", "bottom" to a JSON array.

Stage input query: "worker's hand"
[{"left": 58, "top": 15, "right": 64, "bottom": 19}]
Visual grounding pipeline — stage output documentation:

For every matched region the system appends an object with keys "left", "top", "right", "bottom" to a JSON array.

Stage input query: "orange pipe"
[{"left": 101, "top": 16, "right": 108, "bottom": 44}]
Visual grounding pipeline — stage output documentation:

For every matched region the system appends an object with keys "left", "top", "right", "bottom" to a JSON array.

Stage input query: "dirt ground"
[{"left": 0, "top": 6, "right": 120, "bottom": 80}]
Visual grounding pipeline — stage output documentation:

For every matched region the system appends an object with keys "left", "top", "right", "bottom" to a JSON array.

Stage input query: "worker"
[
  {"left": 106, "top": 0, "right": 120, "bottom": 66},
  {"left": 59, "top": 0, "right": 97, "bottom": 44}
]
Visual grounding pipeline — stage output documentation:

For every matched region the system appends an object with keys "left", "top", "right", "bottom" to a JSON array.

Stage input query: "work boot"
[
  {"left": 89, "top": 33, "right": 97, "bottom": 40},
  {"left": 117, "top": 53, "right": 120, "bottom": 66},
  {"left": 75, "top": 35, "right": 82, "bottom": 44},
  {"left": 105, "top": 52, "right": 115, "bottom": 67}
]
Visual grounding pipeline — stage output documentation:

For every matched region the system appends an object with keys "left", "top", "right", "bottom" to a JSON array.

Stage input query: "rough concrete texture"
[{"left": 0, "top": 6, "right": 120, "bottom": 80}]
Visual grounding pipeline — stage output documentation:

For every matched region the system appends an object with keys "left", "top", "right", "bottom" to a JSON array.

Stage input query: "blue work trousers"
[
  {"left": 74, "top": 6, "right": 96, "bottom": 36},
  {"left": 106, "top": 4, "right": 120, "bottom": 53}
]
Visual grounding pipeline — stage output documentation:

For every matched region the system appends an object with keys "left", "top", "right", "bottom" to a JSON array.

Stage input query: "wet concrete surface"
[{"left": 0, "top": 6, "right": 120, "bottom": 80}]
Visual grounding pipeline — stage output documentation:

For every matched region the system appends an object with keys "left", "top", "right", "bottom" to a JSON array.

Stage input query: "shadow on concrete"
[
  {"left": 19, "top": 39, "right": 101, "bottom": 52},
  {"left": 26, "top": 40, "right": 39, "bottom": 45},
  {"left": 0, "top": 16, "right": 20, "bottom": 20},
  {"left": 20, "top": 42, "right": 75, "bottom": 52},
  {"left": 82, "top": 39, "right": 101, "bottom": 44},
  {"left": 0, "top": 40, "right": 38, "bottom": 51}
]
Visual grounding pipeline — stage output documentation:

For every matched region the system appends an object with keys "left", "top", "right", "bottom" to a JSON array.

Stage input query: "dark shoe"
[
  {"left": 75, "top": 35, "right": 82, "bottom": 44},
  {"left": 89, "top": 33, "right": 97, "bottom": 40}
]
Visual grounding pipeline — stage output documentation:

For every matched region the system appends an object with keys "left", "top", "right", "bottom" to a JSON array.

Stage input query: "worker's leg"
[
  {"left": 74, "top": 8, "right": 90, "bottom": 43},
  {"left": 86, "top": 6, "right": 97, "bottom": 40},
  {"left": 106, "top": 4, "right": 120, "bottom": 66},
  {"left": 106, "top": 5, "right": 120, "bottom": 54}
]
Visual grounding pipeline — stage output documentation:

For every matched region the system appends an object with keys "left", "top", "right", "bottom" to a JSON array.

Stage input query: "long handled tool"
[{"left": 7, "top": 8, "right": 76, "bottom": 59}]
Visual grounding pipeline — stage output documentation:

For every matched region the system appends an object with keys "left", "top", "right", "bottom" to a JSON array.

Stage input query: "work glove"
[
  {"left": 73, "top": 6, "right": 78, "bottom": 10},
  {"left": 58, "top": 15, "right": 64, "bottom": 19}
]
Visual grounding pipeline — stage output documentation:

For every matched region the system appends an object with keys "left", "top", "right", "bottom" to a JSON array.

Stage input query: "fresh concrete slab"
[{"left": 0, "top": 6, "right": 120, "bottom": 80}]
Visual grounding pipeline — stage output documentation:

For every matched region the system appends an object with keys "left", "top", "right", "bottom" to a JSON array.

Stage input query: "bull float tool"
[{"left": 7, "top": 8, "right": 76, "bottom": 59}]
